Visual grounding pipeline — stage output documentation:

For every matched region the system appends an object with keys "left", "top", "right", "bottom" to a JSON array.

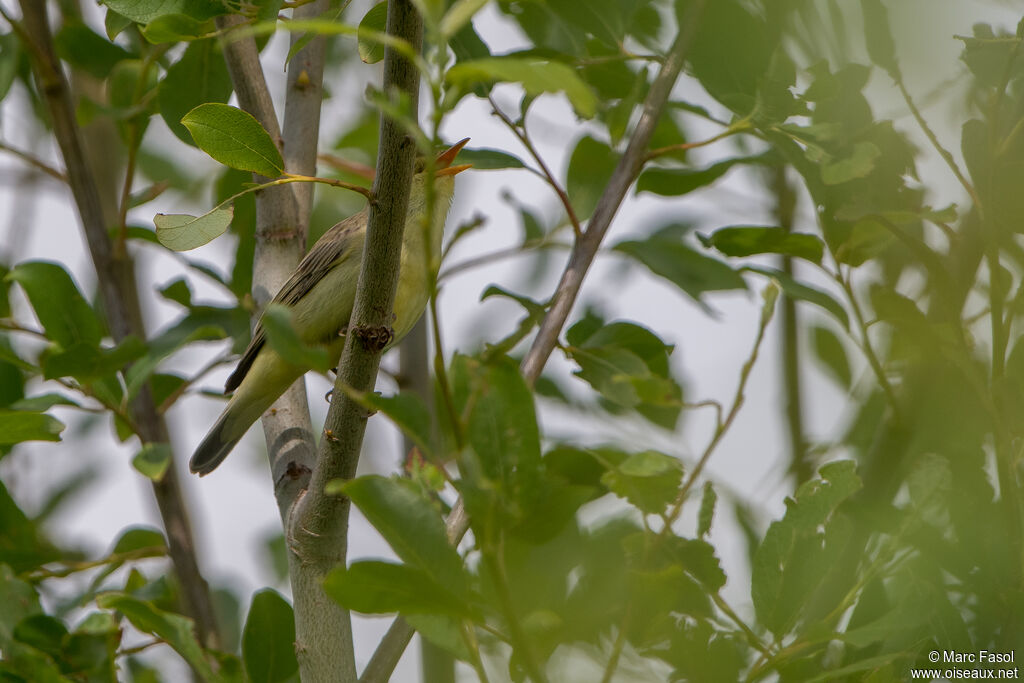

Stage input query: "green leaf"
[
  {"left": 697, "top": 482, "right": 717, "bottom": 538},
  {"left": 105, "top": 8, "right": 133, "bottom": 39},
  {"left": 98, "top": 0, "right": 227, "bottom": 24},
  {"left": 601, "top": 450, "right": 683, "bottom": 514},
  {"left": 357, "top": 2, "right": 387, "bottom": 64},
  {"left": 42, "top": 336, "right": 147, "bottom": 383},
  {"left": 702, "top": 226, "right": 824, "bottom": 263},
  {"left": 861, "top": 0, "right": 899, "bottom": 79},
  {"left": 361, "top": 392, "right": 434, "bottom": 459},
  {"left": 741, "top": 266, "right": 850, "bottom": 330},
  {"left": 54, "top": 20, "right": 134, "bottom": 80},
  {"left": 810, "top": 324, "right": 852, "bottom": 389},
  {"left": 0, "top": 412, "right": 64, "bottom": 444},
  {"left": 456, "top": 147, "right": 525, "bottom": 170},
  {"left": 155, "top": 206, "right": 234, "bottom": 251},
  {"left": 131, "top": 443, "right": 172, "bottom": 481},
  {"left": 752, "top": 461, "right": 862, "bottom": 635},
  {"left": 242, "top": 590, "right": 298, "bottom": 683},
  {"left": 6, "top": 262, "right": 103, "bottom": 349},
  {"left": 260, "top": 304, "right": 331, "bottom": 374},
  {"left": 8, "top": 394, "right": 80, "bottom": 411},
  {"left": 614, "top": 237, "right": 746, "bottom": 306},
  {"left": 159, "top": 39, "right": 233, "bottom": 145},
  {"left": 96, "top": 592, "right": 217, "bottom": 681},
  {"left": 439, "top": 0, "right": 488, "bottom": 38},
  {"left": 340, "top": 476, "right": 468, "bottom": 598},
  {"left": 0, "top": 33, "right": 19, "bottom": 103},
  {"left": 181, "top": 103, "right": 284, "bottom": 177},
  {"left": 0, "top": 564, "right": 42, "bottom": 646},
  {"left": 446, "top": 58, "right": 597, "bottom": 118},
  {"left": 683, "top": 0, "right": 772, "bottom": 113},
  {"left": 141, "top": 13, "right": 210, "bottom": 43},
  {"left": 463, "top": 356, "right": 544, "bottom": 509},
  {"left": 404, "top": 614, "right": 472, "bottom": 661},
  {"left": 635, "top": 157, "right": 744, "bottom": 197},
  {"left": 821, "top": 142, "right": 881, "bottom": 185},
  {"left": 112, "top": 527, "right": 167, "bottom": 554},
  {"left": 324, "top": 561, "right": 471, "bottom": 616},
  {"left": 567, "top": 135, "right": 619, "bottom": 220}
]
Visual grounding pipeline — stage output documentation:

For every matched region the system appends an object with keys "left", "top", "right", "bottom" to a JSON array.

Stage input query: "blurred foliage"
[{"left": 0, "top": 0, "right": 1022, "bottom": 681}]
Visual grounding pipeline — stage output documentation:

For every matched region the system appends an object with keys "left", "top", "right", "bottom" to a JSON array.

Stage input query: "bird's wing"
[{"left": 224, "top": 212, "right": 365, "bottom": 393}]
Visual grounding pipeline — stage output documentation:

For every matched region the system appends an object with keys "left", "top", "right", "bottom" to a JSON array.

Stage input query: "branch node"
[{"left": 354, "top": 324, "right": 393, "bottom": 352}]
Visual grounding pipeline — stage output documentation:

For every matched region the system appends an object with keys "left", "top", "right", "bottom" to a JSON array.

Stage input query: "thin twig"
[
  {"left": 488, "top": 94, "right": 583, "bottom": 238},
  {"left": 0, "top": 141, "right": 66, "bottom": 182},
  {"left": 519, "top": 0, "right": 707, "bottom": 385}
]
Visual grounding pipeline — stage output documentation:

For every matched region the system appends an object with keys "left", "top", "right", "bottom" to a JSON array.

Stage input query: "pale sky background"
[{"left": 0, "top": 1, "right": 1018, "bottom": 680}]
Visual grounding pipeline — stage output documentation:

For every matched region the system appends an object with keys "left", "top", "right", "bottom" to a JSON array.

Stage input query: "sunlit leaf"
[
  {"left": 181, "top": 103, "right": 284, "bottom": 177},
  {"left": 155, "top": 206, "right": 234, "bottom": 251}
]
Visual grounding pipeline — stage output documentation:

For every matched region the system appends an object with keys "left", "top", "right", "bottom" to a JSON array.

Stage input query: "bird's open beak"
[{"left": 436, "top": 137, "right": 472, "bottom": 177}]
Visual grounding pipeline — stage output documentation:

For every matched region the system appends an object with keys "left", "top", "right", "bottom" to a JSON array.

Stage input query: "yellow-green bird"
[{"left": 189, "top": 139, "right": 471, "bottom": 476}]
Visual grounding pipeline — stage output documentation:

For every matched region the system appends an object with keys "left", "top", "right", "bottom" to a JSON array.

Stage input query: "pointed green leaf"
[
  {"left": 242, "top": 590, "right": 298, "bottom": 683},
  {"left": 702, "top": 225, "right": 824, "bottom": 263},
  {"left": 0, "top": 412, "right": 64, "bottom": 444},
  {"left": 132, "top": 443, "right": 172, "bottom": 481},
  {"left": 181, "top": 103, "right": 284, "bottom": 177},
  {"left": 324, "top": 561, "right": 471, "bottom": 616},
  {"left": 339, "top": 476, "right": 468, "bottom": 597},
  {"left": 446, "top": 58, "right": 597, "bottom": 117},
  {"left": 6, "top": 262, "right": 103, "bottom": 348}
]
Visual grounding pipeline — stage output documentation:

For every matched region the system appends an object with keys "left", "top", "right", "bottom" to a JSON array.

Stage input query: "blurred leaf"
[
  {"left": 0, "top": 412, "right": 64, "bottom": 444},
  {"left": 339, "top": 476, "right": 469, "bottom": 598},
  {"left": 42, "top": 336, "right": 146, "bottom": 383},
  {"left": 9, "top": 394, "right": 79, "bottom": 411},
  {"left": 567, "top": 135, "right": 619, "bottom": 220},
  {"left": 457, "top": 147, "right": 525, "bottom": 170},
  {"left": 742, "top": 266, "right": 850, "bottom": 330},
  {"left": 682, "top": 0, "right": 773, "bottom": 113},
  {"left": 701, "top": 225, "right": 824, "bottom": 263},
  {"left": 181, "top": 103, "right": 284, "bottom": 177},
  {"left": 242, "top": 590, "right": 298, "bottom": 683},
  {"left": 822, "top": 142, "right": 881, "bottom": 185},
  {"left": 131, "top": 443, "right": 172, "bottom": 481},
  {"left": 636, "top": 156, "right": 750, "bottom": 197},
  {"left": 155, "top": 206, "right": 235, "bottom": 251},
  {"left": 357, "top": 2, "right": 387, "bottom": 64},
  {"left": 13, "top": 615, "right": 67, "bottom": 660},
  {"left": 96, "top": 593, "right": 217, "bottom": 681},
  {"left": 752, "top": 461, "right": 862, "bottom": 635},
  {"left": 811, "top": 324, "right": 852, "bottom": 389},
  {"left": 54, "top": 21, "right": 133, "bottom": 80},
  {"left": 405, "top": 614, "right": 471, "bottom": 661},
  {"left": 112, "top": 527, "right": 167, "bottom": 554},
  {"left": 462, "top": 355, "right": 544, "bottom": 511},
  {"left": 6, "top": 262, "right": 103, "bottom": 349},
  {"left": 861, "top": 0, "right": 899, "bottom": 79},
  {"left": 446, "top": 58, "right": 597, "bottom": 118},
  {"left": 440, "top": 0, "right": 489, "bottom": 39},
  {"left": 360, "top": 392, "right": 434, "bottom": 459},
  {"left": 141, "top": 13, "right": 211, "bottom": 43},
  {"left": 98, "top": 0, "right": 228, "bottom": 24},
  {"left": 615, "top": 235, "right": 746, "bottom": 306},
  {"left": 260, "top": 304, "right": 331, "bottom": 374},
  {"left": 324, "top": 561, "right": 472, "bottom": 616},
  {"left": 104, "top": 8, "right": 133, "bottom": 39},
  {"left": 0, "top": 486, "right": 59, "bottom": 574},
  {"left": 698, "top": 482, "right": 717, "bottom": 538},
  {"left": 0, "top": 33, "right": 18, "bottom": 102},
  {"left": 601, "top": 450, "right": 683, "bottom": 514},
  {"left": 159, "top": 39, "right": 233, "bottom": 145}
]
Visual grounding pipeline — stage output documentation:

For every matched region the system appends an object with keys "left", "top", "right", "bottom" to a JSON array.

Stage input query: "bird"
[{"left": 188, "top": 138, "right": 471, "bottom": 476}]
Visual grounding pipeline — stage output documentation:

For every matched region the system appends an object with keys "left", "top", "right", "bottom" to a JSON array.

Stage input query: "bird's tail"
[{"left": 189, "top": 402, "right": 243, "bottom": 476}]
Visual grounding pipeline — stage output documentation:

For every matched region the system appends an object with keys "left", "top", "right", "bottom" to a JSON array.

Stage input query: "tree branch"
[
  {"left": 217, "top": 6, "right": 355, "bottom": 681},
  {"left": 519, "top": 0, "right": 706, "bottom": 384},
  {"left": 285, "top": 2, "right": 423, "bottom": 682},
  {"left": 15, "top": 0, "right": 221, "bottom": 649}
]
